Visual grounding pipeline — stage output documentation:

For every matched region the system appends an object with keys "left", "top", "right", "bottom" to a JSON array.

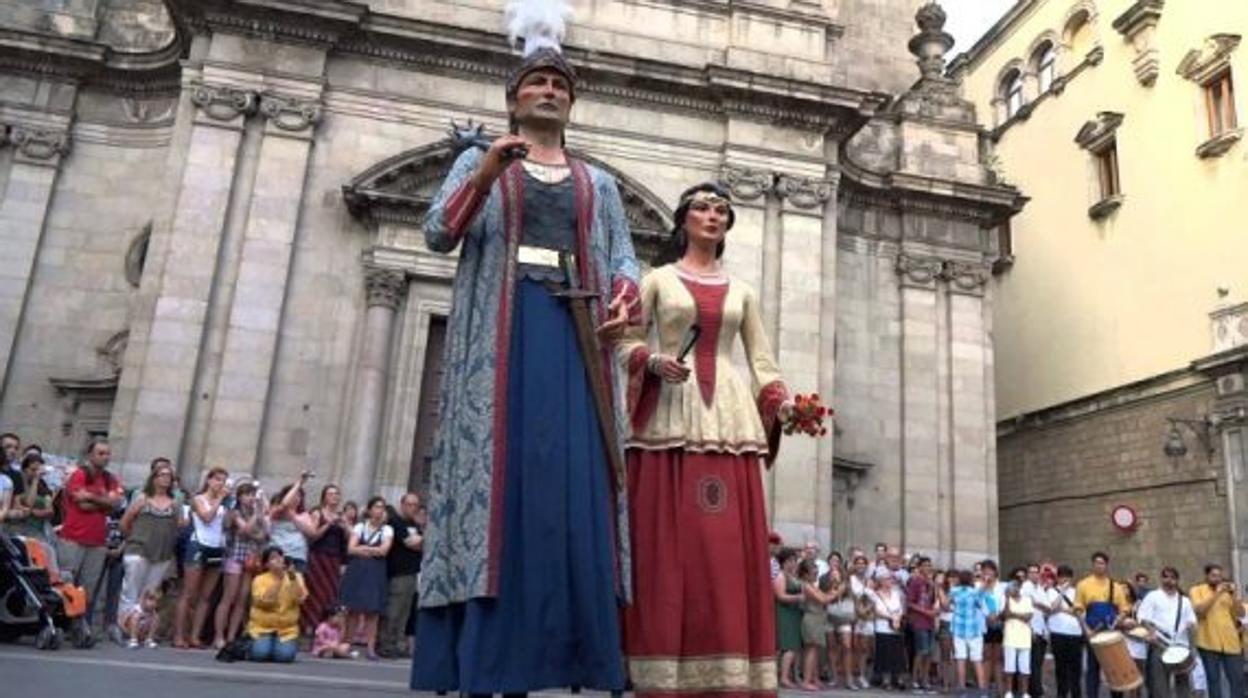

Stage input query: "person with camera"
[
  {"left": 268, "top": 472, "right": 317, "bottom": 574},
  {"left": 173, "top": 466, "right": 228, "bottom": 649},
  {"left": 247, "top": 545, "right": 308, "bottom": 662},
  {"left": 1190, "top": 563, "right": 1244, "bottom": 698}
]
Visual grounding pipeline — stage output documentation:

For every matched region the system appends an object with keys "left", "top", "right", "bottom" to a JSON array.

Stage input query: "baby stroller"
[{"left": 0, "top": 534, "right": 89, "bottom": 649}]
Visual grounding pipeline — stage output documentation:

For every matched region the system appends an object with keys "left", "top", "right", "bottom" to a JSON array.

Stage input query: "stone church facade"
[{"left": 0, "top": 0, "right": 1023, "bottom": 566}]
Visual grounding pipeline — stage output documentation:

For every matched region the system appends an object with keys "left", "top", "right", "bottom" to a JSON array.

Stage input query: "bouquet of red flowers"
[{"left": 783, "top": 393, "right": 830, "bottom": 437}]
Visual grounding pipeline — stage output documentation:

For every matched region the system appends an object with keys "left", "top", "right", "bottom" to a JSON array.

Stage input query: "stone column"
[
  {"left": 341, "top": 266, "right": 407, "bottom": 501},
  {"left": 202, "top": 93, "right": 323, "bottom": 473},
  {"left": 896, "top": 251, "right": 944, "bottom": 555},
  {"left": 115, "top": 83, "right": 255, "bottom": 473},
  {"left": 816, "top": 170, "right": 841, "bottom": 544},
  {"left": 774, "top": 173, "right": 835, "bottom": 546},
  {"left": 943, "top": 261, "right": 994, "bottom": 567},
  {"left": 0, "top": 125, "right": 70, "bottom": 394}
]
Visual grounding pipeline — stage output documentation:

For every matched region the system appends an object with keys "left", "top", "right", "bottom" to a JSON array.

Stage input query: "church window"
[
  {"left": 1204, "top": 70, "right": 1237, "bottom": 138},
  {"left": 1033, "top": 43, "right": 1057, "bottom": 93}
]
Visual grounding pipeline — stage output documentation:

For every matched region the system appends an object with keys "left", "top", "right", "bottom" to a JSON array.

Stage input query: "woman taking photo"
[
  {"left": 247, "top": 545, "right": 308, "bottom": 663},
  {"left": 174, "top": 466, "right": 228, "bottom": 649},
  {"left": 119, "top": 459, "right": 182, "bottom": 644},
  {"left": 214, "top": 481, "right": 267, "bottom": 647},
  {"left": 338, "top": 496, "right": 393, "bottom": 661},
  {"left": 268, "top": 473, "right": 316, "bottom": 574},
  {"left": 618, "top": 182, "right": 811, "bottom": 696},
  {"left": 302, "top": 484, "right": 349, "bottom": 635}
]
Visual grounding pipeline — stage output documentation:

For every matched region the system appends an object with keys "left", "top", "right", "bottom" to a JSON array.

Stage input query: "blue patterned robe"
[{"left": 418, "top": 147, "right": 640, "bottom": 608}]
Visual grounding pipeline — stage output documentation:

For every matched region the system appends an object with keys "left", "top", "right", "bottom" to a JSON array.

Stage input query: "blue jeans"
[
  {"left": 249, "top": 633, "right": 297, "bottom": 663},
  {"left": 1198, "top": 649, "right": 1244, "bottom": 698}
]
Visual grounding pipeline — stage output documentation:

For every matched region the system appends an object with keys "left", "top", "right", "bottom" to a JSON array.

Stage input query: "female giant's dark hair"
[{"left": 657, "top": 182, "right": 736, "bottom": 266}]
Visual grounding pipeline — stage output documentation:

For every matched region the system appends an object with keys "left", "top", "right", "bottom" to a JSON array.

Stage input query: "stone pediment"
[{"left": 343, "top": 139, "right": 675, "bottom": 264}]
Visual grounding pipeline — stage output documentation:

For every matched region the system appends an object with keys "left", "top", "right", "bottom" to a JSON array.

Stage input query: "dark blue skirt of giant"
[{"left": 410, "top": 278, "right": 625, "bottom": 693}]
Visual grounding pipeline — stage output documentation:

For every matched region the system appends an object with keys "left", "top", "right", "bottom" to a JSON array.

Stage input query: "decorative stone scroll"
[
  {"left": 259, "top": 94, "right": 324, "bottom": 133},
  {"left": 8, "top": 126, "right": 71, "bottom": 161},
  {"left": 775, "top": 174, "right": 834, "bottom": 209},
  {"left": 190, "top": 83, "right": 258, "bottom": 122},
  {"left": 1112, "top": 0, "right": 1164, "bottom": 86},
  {"left": 364, "top": 266, "right": 407, "bottom": 310},
  {"left": 895, "top": 252, "right": 945, "bottom": 289},
  {"left": 1176, "top": 34, "right": 1241, "bottom": 84},
  {"left": 942, "top": 260, "right": 992, "bottom": 295},
  {"left": 718, "top": 165, "right": 774, "bottom": 202}
]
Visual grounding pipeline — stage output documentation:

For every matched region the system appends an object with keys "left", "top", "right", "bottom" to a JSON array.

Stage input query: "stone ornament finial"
[
  {"left": 909, "top": 2, "right": 955, "bottom": 80},
  {"left": 191, "top": 83, "right": 258, "bottom": 122},
  {"left": 9, "top": 126, "right": 71, "bottom": 161},
  {"left": 364, "top": 266, "right": 408, "bottom": 310},
  {"left": 718, "top": 165, "right": 774, "bottom": 202},
  {"left": 259, "top": 94, "right": 324, "bottom": 132}
]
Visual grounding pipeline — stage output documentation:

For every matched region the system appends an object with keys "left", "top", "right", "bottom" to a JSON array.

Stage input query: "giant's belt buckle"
[{"left": 517, "top": 245, "right": 561, "bottom": 268}]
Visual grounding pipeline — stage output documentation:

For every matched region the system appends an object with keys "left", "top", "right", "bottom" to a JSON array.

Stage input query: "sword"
[{"left": 550, "top": 252, "right": 627, "bottom": 492}]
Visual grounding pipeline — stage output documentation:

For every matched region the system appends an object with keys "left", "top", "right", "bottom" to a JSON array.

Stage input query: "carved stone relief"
[{"left": 190, "top": 83, "right": 257, "bottom": 122}]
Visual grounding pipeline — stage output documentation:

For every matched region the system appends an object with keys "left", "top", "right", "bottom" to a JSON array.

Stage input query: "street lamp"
[{"left": 1162, "top": 417, "right": 1215, "bottom": 459}]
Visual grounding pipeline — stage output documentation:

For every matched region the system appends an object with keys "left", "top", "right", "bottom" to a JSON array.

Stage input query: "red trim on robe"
[
  {"left": 626, "top": 345, "right": 662, "bottom": 431},
  {"left": 442, "top": 178, "right": 488, "bottom": 243},
  {"left": 678, "top": 278, "right": 729, "bottom": 408},
  {"left": 486, "top": 161, "right": 524, "bottom": 596},
  {"left": 756, "top": 379, "right": 789, "bottom": 468}
]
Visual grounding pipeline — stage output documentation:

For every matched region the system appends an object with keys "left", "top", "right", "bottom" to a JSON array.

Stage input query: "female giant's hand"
[{"left": 648, "top": 354, "right": 691, "bottom": 383}]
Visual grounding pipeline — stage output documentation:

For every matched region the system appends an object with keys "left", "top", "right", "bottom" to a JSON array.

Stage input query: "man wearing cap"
[{"left": 410, "top": 9, "right": 641, "bottom": 694}]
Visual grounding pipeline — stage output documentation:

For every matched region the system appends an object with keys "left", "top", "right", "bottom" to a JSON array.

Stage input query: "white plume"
[{"left": 506, "top": 0, "right": 572, "bottom": 56}]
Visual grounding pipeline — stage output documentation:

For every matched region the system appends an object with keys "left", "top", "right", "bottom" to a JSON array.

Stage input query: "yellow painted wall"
[{"left": 957, "top": 0, "right": 1248, "bottom": 419}]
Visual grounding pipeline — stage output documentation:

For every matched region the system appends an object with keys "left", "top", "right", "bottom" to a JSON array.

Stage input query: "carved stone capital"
[
  {"left": 718, "top": 165, "right": 774, "bottom": 202},
  {"left": 190, "top": 83, "right": 258, "bottom": 122},
  {"left": 8, "top": 125, "right": 71, "bottom": 161},
  {"left": 775, "top": 174, "right": 835, "bottom": 209},
  {"left": 259, "top": 94, "right": 323, "bottom": 133},
  {"left": 895, "top": 252, "right": 944, "bottom": 289},
  {"left": 364, "top": 266, "right": 407, "bottom": 310},
  {"left": 941, "top": 260, "right": 992, "bottom": 295}
]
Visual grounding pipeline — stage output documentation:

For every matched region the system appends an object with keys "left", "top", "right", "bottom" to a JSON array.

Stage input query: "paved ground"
[{"left": 0, "top": 637, "right": 880, "bottom": 698}]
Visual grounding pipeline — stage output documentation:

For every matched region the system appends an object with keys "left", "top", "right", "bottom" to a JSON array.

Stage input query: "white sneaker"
[
  {"left": 127, "top": 638, "right": 139, "bottom": 649},
  {"left": 146, "top": 639, "right": 159, "bottom": 649},
  {"left": 1005, "top": 692, "right": 1015, "bottom": 698}
]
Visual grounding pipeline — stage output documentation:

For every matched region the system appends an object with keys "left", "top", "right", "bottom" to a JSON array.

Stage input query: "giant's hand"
[
  {"left": 472, "top": 135, "right": 529, "bottom": 190},
  {"left": 596, "top": 287, "right": 633, "bottom": 345}
]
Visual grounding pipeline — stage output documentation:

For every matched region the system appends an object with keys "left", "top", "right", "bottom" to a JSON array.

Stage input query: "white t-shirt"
[
  {"left": 352, "top": 521, "right": 394, "bottom": 547},
  {"left": 1048, "top": 584, "right": 1082, "bottom": 636},
  {"left": 1003, "top": 595, "right": 1034, "bottom": 648},
  {"left": 1137, "top": 589, "right": 1196, "bottom": 646},
  {"left": 815, "top": 558, "right": 830, "bottom": 580},
  {"left": 191, "top": 497, "right": 226, "bottom": 547},
  {"left": 871, "top": 586, "right": 906, "bottom": 635},
  {"left": 1022, "top": 581, "right": 1056, "bottom": 637}
]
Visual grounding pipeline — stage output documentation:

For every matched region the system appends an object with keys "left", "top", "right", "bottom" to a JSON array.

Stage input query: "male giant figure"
[{"left": 409, "top": 37, "right": 641, "bottom": 696}]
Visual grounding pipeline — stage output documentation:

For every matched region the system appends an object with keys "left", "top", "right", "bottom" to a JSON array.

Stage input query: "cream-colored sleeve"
[{"left": 739, "top": 282, "right": 785, "bottom": 396}]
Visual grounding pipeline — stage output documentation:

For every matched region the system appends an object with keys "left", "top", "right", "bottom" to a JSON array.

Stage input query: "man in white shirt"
[
  {"left": 1021, "top": 563, "right": 1056, "bottom": 698},
  {"left": 1137, "top": 566, "right": 1197, "bottom": 698},
  {"left": 1047, "top": 565, "right": 1083, "bottom": 698}
]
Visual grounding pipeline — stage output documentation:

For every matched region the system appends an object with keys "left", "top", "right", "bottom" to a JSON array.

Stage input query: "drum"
[
  {"left": 1161, "top": 646, "right": 1196, "bottom": 675},
  {"left": 1125, "top": 626, "right": 1151, "bottom": 642},
  {"left": 1089, "top": 631, "right": 1144, "bottom": 691}
]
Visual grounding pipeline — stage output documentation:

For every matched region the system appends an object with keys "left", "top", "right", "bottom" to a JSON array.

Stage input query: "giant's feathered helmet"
[{"left": 504, "top": 0, "right": 578, "bottom": 104}]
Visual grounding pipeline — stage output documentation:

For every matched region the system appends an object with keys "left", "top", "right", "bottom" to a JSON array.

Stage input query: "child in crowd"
[
  {"left": 313, "top": 606, "right": 356, "bottom": 659},
  {"left": 122, "top": 587, "right": 162, "bottom": 649},
  {"left": 1002, "top": 581, "right": 1034, "bottom": 698}
]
